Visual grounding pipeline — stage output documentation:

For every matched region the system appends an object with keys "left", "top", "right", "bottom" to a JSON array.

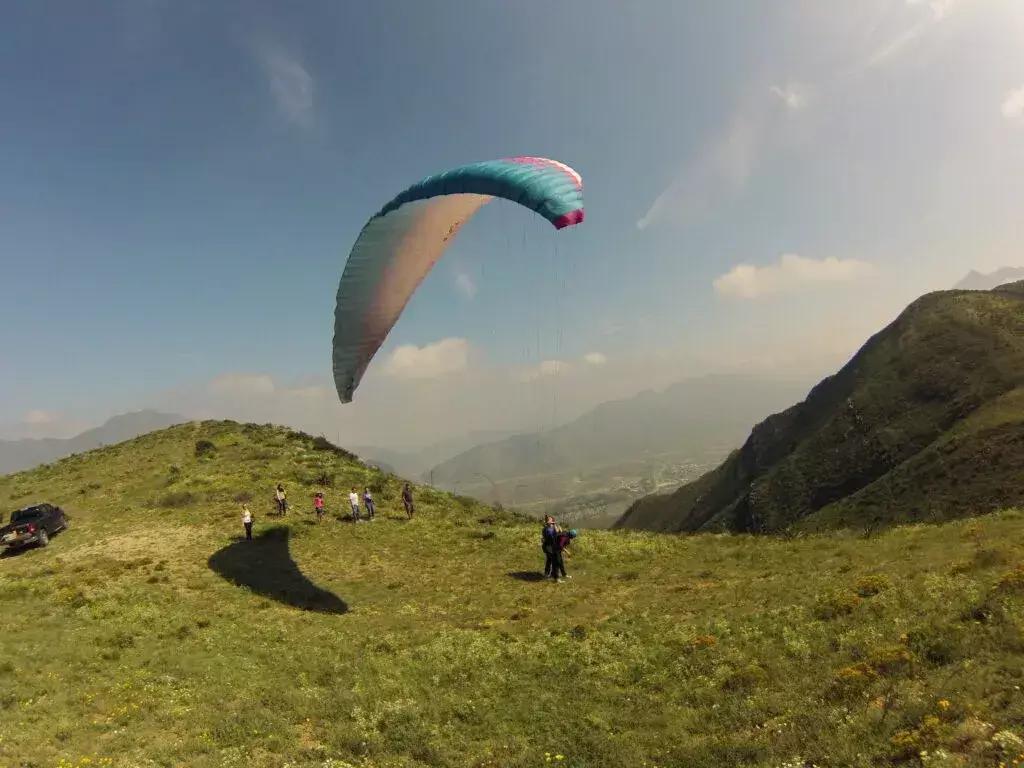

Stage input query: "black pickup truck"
[{"left": 0, "top": 504, "right": 69, "bottom": 552}]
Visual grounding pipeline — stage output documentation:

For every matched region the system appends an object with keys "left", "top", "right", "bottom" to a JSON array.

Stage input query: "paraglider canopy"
[{"left": 332, "top": 156, "right": 584, "bottom": 403}]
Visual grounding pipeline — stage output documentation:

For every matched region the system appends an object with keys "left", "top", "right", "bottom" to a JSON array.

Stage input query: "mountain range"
[
  {"left": 427, "top": 374, "right": 809, "bottom": 520},
  {"left": 617, "top": 281, "right": 1024, "bottom": 533},
  {"left": 353, "top": 430, "right": 516, "bottom": 480},
  {"left": 0, "top": 410, "right": 185, "bottom": 475}
]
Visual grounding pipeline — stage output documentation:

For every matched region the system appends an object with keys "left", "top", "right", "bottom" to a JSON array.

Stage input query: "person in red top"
[
  {"left": 550, "top": 529, "right": 578, "bottom": 582},
  {"left": 313, "top": 492, "right": 325, "bottom": 523}
]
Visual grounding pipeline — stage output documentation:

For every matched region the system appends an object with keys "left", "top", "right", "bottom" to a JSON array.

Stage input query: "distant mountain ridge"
[
  {"left": 428, "top": 375, "right": 809, "bottom": 491},
  {"left": 353, "top": 430, "right": 517, "bottom": 480},
  {"left": 0, "top": 410, "right": 185, "bottom": 475},
  {"left": 617, "top": 281, "right": 1024, "bottom": 533},
  {"left": 954, "top": 267, "right": 1024, "bottom": 290}
]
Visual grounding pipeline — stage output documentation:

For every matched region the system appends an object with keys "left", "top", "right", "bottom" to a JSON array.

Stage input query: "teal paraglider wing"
[{"left": 332, "top": 157, "right": 584, "bottom": 403}]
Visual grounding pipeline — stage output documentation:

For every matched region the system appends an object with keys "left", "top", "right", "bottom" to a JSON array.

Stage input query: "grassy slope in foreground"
[
  {"left": 618, "top": 284, "right": 1024, "bottom": 534},
  {"left": 1, "top": 422, "right": 1024, "bottom": 768}
]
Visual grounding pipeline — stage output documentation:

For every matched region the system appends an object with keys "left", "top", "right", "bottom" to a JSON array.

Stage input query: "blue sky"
[{"left": 3, "top": 1, "right": 1024, "bottom": 445}]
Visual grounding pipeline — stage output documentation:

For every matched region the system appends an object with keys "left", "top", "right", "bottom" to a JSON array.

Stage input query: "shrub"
[
  {"left": 721, "top": 663, "right": 767, "bottom": 692},
  {"left": 233, "top": 491, "right": 253, "bottom": 503},
  {"left": 829, "top": 662, "right": 878, "bottom": 699},
  {"left": 310, "top": 435, "right": 357, "bottom": 461},
  {"left": 866, "top": 644, "right": 915, "bottom": 677},
  {"left": 889, "top": 715, "right": 946, "bottom": 762},
  {"left": 814, "top": 590, "right": 862, "bottom": 620},
  {"left": 905, "top": 624, "right": 964, "bottom": 666},
  {"left": 690, "top": 634, "right": 717, "bottom": 650},
  {"left": 854, "top": 574, "right": 891, "bottom": 597},
  {"left": 156, "top": 491, "right": 194, "bottom": 508},
  {"left": 194, "top": 440, "right": 217, "bottom": 458},
  {"left": 973, "top": 547, "right": 1009, "bottom": 569},
  {"left": 106, "top": 631, "right": 135, "bottom": 650},
  {"left": 997, "top": 564, "right": 1024, "bottom": 592}
]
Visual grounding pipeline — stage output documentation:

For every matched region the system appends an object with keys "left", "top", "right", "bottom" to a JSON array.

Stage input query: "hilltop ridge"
[{"left": 617, "top": 283, "right": 1024, "bottom": 533}]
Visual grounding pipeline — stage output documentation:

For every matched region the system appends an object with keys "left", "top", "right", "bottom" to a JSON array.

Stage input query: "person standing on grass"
[
  {"left": 349, "top": 487, "right": 361, "bottom": 522},
  {"left": 242, "top": 504, "right": 254, "bottom": 541},
  {"left": 314, "top": 492, "right": 325, "bottom": 522},
  {"left": 275, "top": 484, "right": 287, "bottom": 515},
  {"left": 363, "top": 488, "right": 376, "bottom": 520},
  {"left": 551, "top": 529, "right": 577, "bottom": 582},
  {"left": 541, "top": 515, "right": 559, "bottom": 578},
  {"left": 402, "top": 483, "right": 415, "bottom": 518}
]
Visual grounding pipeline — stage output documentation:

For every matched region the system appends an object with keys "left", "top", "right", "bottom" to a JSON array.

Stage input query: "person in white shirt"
[
  {"left": 349, "top": 488, "right": 361, "bottom": 522},
  {"left": 275, "top": 484, "right": 287, "bottom": 515},
  {"left": 241, "top": 504, "right": 253, "bottom": 540}
]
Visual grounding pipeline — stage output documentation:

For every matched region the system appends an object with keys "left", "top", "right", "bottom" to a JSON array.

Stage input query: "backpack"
[{"left": 541, "top": 524, "right": 558, "bottom": 552}]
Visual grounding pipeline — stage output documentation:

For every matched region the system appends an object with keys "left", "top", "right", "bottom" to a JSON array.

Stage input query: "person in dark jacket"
[
  {"left": 541, "top": 516, "right": 559, "bottom": 579},
  {"left": 402, "top": 484, "right": 414, "bottom": 518}
]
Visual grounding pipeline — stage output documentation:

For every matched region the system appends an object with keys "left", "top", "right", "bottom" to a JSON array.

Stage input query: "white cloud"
[
  {"left": 583, "top": 352, "right": 608, "bottom": 366},
  {"left": 22, "top": 409, "right": 60, "bottom": 426},
  {"left": 713, "top": 253, "right": 875, "bottom": 299},
  {"left": 1002, "top": 85, "right": 1024, "bottom": 122},
  {"left": 209, "top": 373, "right": 276, "bottom": 396},
  {"left": 383, "top": 338, "right": 469, "bottom": 379},
  {"left": 0, "top": 409, "right": 89, "bottom": 439},
  {"left": 283, "top": 385, "right": 331, "bottom": 400},
  {"left": 260, "top": 48, "right": 314, "bottom": 126},
  {"left": 454, "top": 269, "right": 477, "bottom": 299},
  {"left": 770, "top": 82, "right": 809, "bottom": 111}
]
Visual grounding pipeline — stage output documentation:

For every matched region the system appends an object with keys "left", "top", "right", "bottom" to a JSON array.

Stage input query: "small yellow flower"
[
  {"left": 938, "top": 699, "right": 951, "bottom": 710},
  {"left": 556, "top": 756, "right": 565, "bottom": 761}
]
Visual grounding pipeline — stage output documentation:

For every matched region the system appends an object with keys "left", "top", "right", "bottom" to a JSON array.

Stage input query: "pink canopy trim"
[{"left": 553, "top": 209, "right": 585, "bottom": 229}]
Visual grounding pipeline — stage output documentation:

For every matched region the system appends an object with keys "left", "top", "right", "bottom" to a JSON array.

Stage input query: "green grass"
[{"left": 2, "top": 422, "right": 1024, "bottom": 767}]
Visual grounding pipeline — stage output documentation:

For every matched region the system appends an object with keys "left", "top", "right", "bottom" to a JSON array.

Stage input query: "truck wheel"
[{"left": 37, "top": 529, "right": 49, "bottom": 548}]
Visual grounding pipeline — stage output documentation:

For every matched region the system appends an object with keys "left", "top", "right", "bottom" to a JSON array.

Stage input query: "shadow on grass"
[
  {"left": 507, "top": 571, "right": 547, "bottom": 582},
  {"left": 208, "top": 526, "right": 348, "bottom": 614}
]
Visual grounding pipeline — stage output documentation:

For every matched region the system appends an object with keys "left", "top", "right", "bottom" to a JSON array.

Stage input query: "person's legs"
[
  {"left": 244, "top": 522, "right": 252, "bottom": 540},
  {"left": 554, "top": 552, "right": 567, "bottom": 579},
  {"left": 352, "top": 504, "right": 360, "bottom": 521}
]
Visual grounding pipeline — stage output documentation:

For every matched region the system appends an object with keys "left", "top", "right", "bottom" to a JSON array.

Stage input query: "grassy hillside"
[
  {"left": 618, "top": 285, "right": 1024, "bottom": 534},
  {"left": 2, "top": 422, "right": 1024, "bottom": 766}
]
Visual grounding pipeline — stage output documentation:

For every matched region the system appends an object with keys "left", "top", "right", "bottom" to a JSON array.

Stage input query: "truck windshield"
[{"left": 10, "top": 509, "right": 42, "bottom": 524}]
